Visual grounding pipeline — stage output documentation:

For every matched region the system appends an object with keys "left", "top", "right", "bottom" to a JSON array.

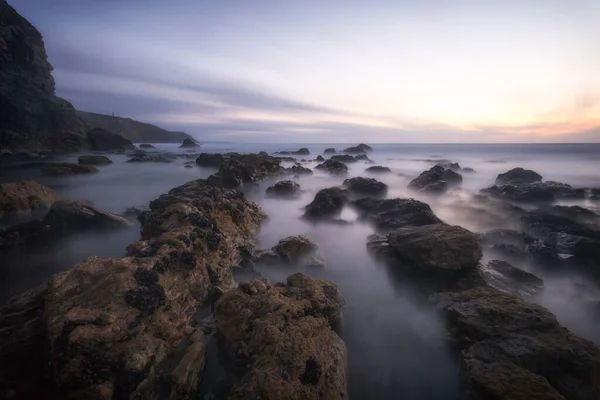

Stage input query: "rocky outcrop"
[
  {"left": 352, "top": 198, "right": 442, "bottom": 231},
  {"left": 127, "top": 153, "right": 173, "bottom": 163},
  {"left": 138, "top": 143, "right": 155, "bottom": 149},
  {"left": 214, "top": 273, "right": 346, "bottom": 399},
  {"left": 365, "top": 165, "right": 391, "bottom": 173},
  {"left": 343, "top": 143, "right": 372, "bottom": 154},
  {"left": 180, "top": 138, "right": 199, "bottom": 148},
  {"left": 324, "top": 148, "right": 336, "bottom": 154},
  {"left": 207, "top": 153, "right": 283, "bottom": 188},
  {"left": 408, "top": 165, "right": 462, "bottom": 194},
  {"left": 266, "top": 180, "right": 301, "bottom": 197},
  {"left": 78, "top": 155, "right": 112, "bottom": 165},
  {"left": 343, "top": 177, "right": 387, "bottom": 196},
  {"left": 482, "top": 181, "right": 585, "bottom": 203},
  {"left": 0, "top": 180, "right": 58, "bottom": 214},
  {"left": 42, "top": 162, "right": 99, "bottom": 175},
  {"left": 195, "top": 153, "right": 223, "bottom": 167},
  {"left": 330, "top": 154, "right": 356, "bottom": 163},
  {"left": 303, "top": 187, "right": 348, "bottom": 220},
  {"left": 315, "top": 159, "right": 348, "bottom": 175},
  {"left": 86, "top": 127, "right": 134, "bottom": 152},
  {"left": 287, "top": 164, "right": 313, "bottom": 175},
  {"left": 496, "top": 167, "right": 542, "bottom": 185},
  {"left": 253, "top": 235, "right": 324, "bottom": 268},
  {"left": 480, "top": 260, "right": 544, "bottom": 297},
  {"left": 437, "top": 161, "right": 461, "bottom": 171}
]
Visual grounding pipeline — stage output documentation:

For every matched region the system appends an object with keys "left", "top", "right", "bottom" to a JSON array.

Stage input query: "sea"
[{"left": 1, "top": 142, "right": 600, "bottom": 399}]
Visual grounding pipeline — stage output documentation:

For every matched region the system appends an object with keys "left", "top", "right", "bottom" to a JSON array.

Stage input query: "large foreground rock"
[
  {"left": 408, "top": 165, "right": 462, "bottom": 194},
  {"left": 214, "top": 273, "right": 347, "bottom": 399},
  {"left": 303, "top": 187, "right": 348, "bottom": 220},
  {"left": 496, "top": 167, "right": 542, "bottom": 185},
  {"left": 0, "top": 181, "right": 58, "bottom": 214},
  {"left": 353, "top": 198, "right": 442, "bottom": 231}
]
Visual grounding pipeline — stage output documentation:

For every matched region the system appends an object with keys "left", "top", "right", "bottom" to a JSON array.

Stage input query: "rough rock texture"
[
  {"left": 343, "top": 177, "right": 387, "bottom": 196},
  {"left": 496, "top": 167, "right": 543, "bottom": 185},
  {"left": 78, "top": 155, "right": 113, "bottom": 165},
  {"left": 304, "top": 187, "right": 348, "bottom": 220},
  {"left": 408, "top": 165, "right": 463, "bottom": 193},
  {"left": 179, "top": 138, "right": 199, "bottom": 148},
  {"left": 208, "top": 153, "right": 283, "bottom": 188},
  {"left": 482, "top": 181, "right": 585, "bottom": 203},
  {"left": 0, "top": 180, "right": 58, "bottom": 214},
  {"left": 324, "top": 148, "right": 336, "bottom": 154},
  {"left": 86, "top": 127, "right": 134, "bottom": 152},
  {"left": 315, "top": 159, "right": 348, "bottom": 175},
  {"left": 266, "top": 180, "right": 301, "bottom": 197},
  {"left": 0, "top": 179, "right": 265, "bottom": 399},
  {"left": 352, "top": 198, "right": 442, "bottom": 231},
  {"left": 480, "top": 260, "right": 544, "bottom": 297},
  {"left": 287, "top": 164, "right": 313, "bottom": 175},
  {"left": 274, "top": 235, "right": 318, "bottom": 265},
  {"left": 434, "top": 287, "right": 600, "bottom": 400},
  {"left": 195, "top": 153, "right": 223, "bottom": 167},
  {"left": 43, "top": 162, "right": 99, "bottom": 175},
  {"left": 365, "top": 165, "right": 391, "bottom": 173},
  {"left": 330, "top": 154, "right": 357, "bottom": 163},
  {"left": 343, "top": 143, "right": 372, "bottom": 154},
  {"left": 214, "top": 273, "right": 347, "bottom": 400}
]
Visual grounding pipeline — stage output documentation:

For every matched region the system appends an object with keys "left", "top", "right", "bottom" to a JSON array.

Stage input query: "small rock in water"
[
  {"left": 365, "top": 165, "right": 391, "bottom": 173},
  {"left": 266, "top": 180, "right": 301, "bottom": 197}
]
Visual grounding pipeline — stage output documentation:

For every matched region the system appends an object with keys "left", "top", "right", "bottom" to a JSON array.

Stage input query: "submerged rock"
[
  {"left": 214, "top": 273, "right": 347, "bottom": 399},
  {"left": 87, "top": 127, "right": 135, "bottom": 152},
  {"left": 352, "top": 198, "right": 442, "bottom": 231},
  {"left": 496, "top": 167, "right": 543, "bottom": 185},
  {"left": 179, "top": 137, "right": 200, "bottom": 148},
  {"left": 315, "top": 159, "right": 348, "bottom": 175},
  {"left": 324, "top": 148, "right": 336, "bottom": 154},
  {"left": 138, "top": 143, "right": 155, "bottom": 149},
  {"left": 42, "top": 162, "right": 99, "bottom": 175},
  {"left": 195, "top": 152, "right": 223, "bottom": 167},
  {"left": 287, "top": 164, "right": 313, "bottom": 175},
  {"left": 408, "top": 165, "right": 462, "bottom": 193},
  {"left": 343, "top": 143, "right": 372, "bottom": 154},
  {"left": 365, "top": 165, "right": 391, "bottom": 174},
  {"left": 343, "top": 177, "right": 388, "bottom": 196},
  {"left": 266, "top": 180, "right": 301, "bottom": 197},
  {"left": 77, "top": 155, "right": 113, "bottom": 165},
  {"left": 207, "top": 153, "right": 283, "bottom": 188},
  {"left": 0, "top": 181, "right": 58, "bottom": 214},
  {"left": 330, "top": 154, "right": 357, "bottom": 163},
  {"left": 304, "top": 187, "right": 348, "bottom": 220}
]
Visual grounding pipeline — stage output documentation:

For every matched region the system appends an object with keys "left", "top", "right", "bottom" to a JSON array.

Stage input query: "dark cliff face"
[{"left": 0, "top": 0, "right": 86, "bottom": 151}]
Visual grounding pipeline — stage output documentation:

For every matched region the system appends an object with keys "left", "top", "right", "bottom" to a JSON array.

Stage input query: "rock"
[
  {"left": 138, "top": 143, "right": 155, "bottom": 149},
  {"left": 273, "top": 235, "right": 319, "bottom": 265},
  {"left": 86, "top": 127, "right": 135, "bottom": 151},
  {"left": 179, "top": 138, "right": 199, "bottom": 148},
  {"left": 195, "top": 152, "right": 223, "bottom": 167},
  {"left": 304, "top": 187, "right": 348, "bottom": 220},
  {"left": 315, "top": 159, "right": 348, "bottom": 175},
  {"left": 214, "top": 273, "right": 347, "bottom": 399},
  {"left": 540, "top": 205, "right": 598, "bottom": 223},
  {"left": 352, "top": 198, "right": 442, "bottom": 231},
  {"left": 184, "top": 164, "right": 193, "bottom": 168},
  {"left": 294, "top": 147, "right": 310, "bottom": 155},
  {"left": 520, "top": 212, "right": 600, "bottom": 241},
  {"left": 324, "top": 148, "right": 336, "bottom": 154},
  {"left": 330, "top": 154, "right": 356, "bottom": 163},
  {"left": 266, "top": 180, "right": 301, "bottom": 197},
  {"left": 287, "top": 165, "right": 313, "bottom": 175},
  {"left": 481, "top": 181, "right": 585, "bottom": 204},
  {"left": 207, "top": 153, "right": 283, "bottom": 188},
  {"left": 42, "top": 162, "right": 99, "bottom": 175},
  {"left": 438, "top": 162, "right": 461, "bottom": 171},
  {"left": 316, "top": 155, "right": 325, "bottom": 162},
  {"left": 123, "top": 206, "right": 149, "bottom": 219},
  {"left": 343, "top": 177, "right": 388, "bottom": 196},
  {"left": 591, "top": 188, "right": 600, "bottom": 201},
  {"left": 481, "top": 260, "right": 544, "bottom": 297},
  {"left": 127, "top": 154, "right": 173, "bottom": 163},
  {"left": 355, "top": 154, "right": 369, "bottom": 161},
  {"left": 77, "top": 155, "right": 113, "bottom": 165},
  {"left": 408, "top": 165, "right": 463, "bottom": 193},
  {"left": 496, "top": 167, "right": 543, "bottom": 185},
  {"left": 462, "top": 167, "right": 476, "bottom": 173},
  {"left": 0, "top": 181, "right": 58, "bottom": 214},
  {"left": 365, "top": 165, "right": 391, "bottom": 173},
  {"left": 343, "top": 143, "right": 372, "bottom": 154}
]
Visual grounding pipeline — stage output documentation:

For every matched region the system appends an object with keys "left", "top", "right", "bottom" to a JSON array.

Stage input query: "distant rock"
[
  {"left": 315, "top": 159, "right": 348, "bottom": 175},
  {"left": 195, "top": 153, "right": 223, "bottom": 167},
  {"left": 343, "top": 177, "right": 387, "bottom": 196},
  {"left": 324, "top": 148, "right": 336, "bottom": 154},
  {"left": 42, "top": 163, "right": 99, "bottom": 175},
  {"left": 304, "top": 187, "right": 348, "bottom": 220},
  {"left": 437, "top": 161, "right": 461, "bottom": 171},
  {"left": 266, "top": 180, "right": 301, "bottom": 197},
  {"left": 355, "top": 154, "right": 369, "bottom": 161},
  {"left": 316, "top": 155, "right": 325, "bottom": 162},
  {"left": 0, "top": 181, "right": 58, "bottom": 215},
  {"left": 77, "top": 155, "right": 112, "bottom": 165},
  {"left": 365, "top": 165, "right": 392, "bottom": 174},
  {"left": 127, "top": 154, "right": 173, "bottom": 163},
  {"left": 180, "top": 138, "right": 200, "bottom": 148},
  {"left": 408, "top": 165, "right": 462, "bottom": 194},
  {"left": 343, "top": 143, "right": 373, "bottom": 154},
  {"left": 287, "top": 165, "right": 313, "bottom": 175},
  {"left": 86, "top": 127, "right": 135, "bottom": 151},
  {"left": 482, "top": 181, "right": 585, "bottom": 203},
  {"left": 330, "top": 154, "right": 356, "bottom": 163},
  {"left": 139, "top": 143, "right": 155, "bottom": 149},
  {"left": 277, "top": 148, "right": 310, "bottom": 155},
  {"left": 352, "top": 198, "right": 442, "bottom": 231},
  {"left": 496, "top": 167, "right": 543, "bottom": 185}
]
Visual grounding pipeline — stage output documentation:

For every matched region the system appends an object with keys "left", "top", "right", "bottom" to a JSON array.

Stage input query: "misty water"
[{"left": 2, "top": 143, "right": 600, "bottom": 399}]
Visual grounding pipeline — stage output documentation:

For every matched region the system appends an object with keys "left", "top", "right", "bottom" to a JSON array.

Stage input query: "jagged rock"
[
  {"left": 496, "top": 167, "right": 542, "bottom": 185},
  {"left": 127, "top": 154, "right": 173, "bottom": 163},
  {"left": 480, "top": 260, "right": 544, "bottom": 297},
  {"left": 343, "top": 143, "right": 372, "bottom": 154},
  {"left": 287, "top": 165, "right": 313, "bottom": 175},
  {"left": 408, "top": 165, "right": 462, "bottom": 193},
  {"left": 343, "top": 177, "right": 387, "bottom": 196},
  {"left": 77, "top": 155, "right": 112, "bottom": 165},
  {"left": 179, "top": 138, "right": 199, "bottom": 148},
  {"left": 208, "top": 153, "right": 283, "bottom": 188},
  {"left": 315, "top": 159, "right": 348, "bottom": 175},
  {"left": 330, "top": 154, "right": 356, "bottom": 163},
  {"left": 138, "top": 143, "right": 155, "bottom": 149},
  {"left": 195, "top": 152, "right": 223, "bottom": 167},
  {"left": 365, "top": 165, "right": 391, "bottom": 173},
  {"left": 324, "top": 148, "right": 336, "bottom": 154},
  {"left": 214, "top": 273, "right": 347, "bottom": 399},
  {"left": 42, "top": 162, "right": 99, "bottom": 175},
  {"left": 266, "top": 180, "right": 301, "bottom": 197},
  {"left": 352, "top": 198, "right": 442, "bottom": 231},
  {"left": 86, "top": 127, "right": 134, "bottom": 151},
  {"left": 304, "top": 187, "right": 348, "bottom": 219},
  {"left": 0, "top": 181, "right": 58, "bottom": 214}
]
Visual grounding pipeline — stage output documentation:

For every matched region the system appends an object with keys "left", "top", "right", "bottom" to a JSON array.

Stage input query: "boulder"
[
  {"left": 214, "top": 273, "right": 347, "bottom": 399},
  {"left": 86, "top": 127, "right": 135, "bottom": 151},
  {"left": 0, "top": 181, "right": 58, "bottom": 214},
  {"left": 480, "top": 260, "right": 544, "bottom": 297},
  {"left": 287, "top": 165, "right": 313, "bottom": 175},
  {"left": 77, "top": 155, "right": 112, "bottom": 165},
  {"left": 42, "top": 163, "right": 99, "bottom": 175},
  {"left": 273, "top": 235, "right": 319, "bottom": 265},
  {"left": 316, "top": 155, "right": 325, "bottom": 162},
  {"left": 343, "top": 177, "right": 388, "bottom": 196},
  {"left": 293, "top": 147, "right": 310, "bottom": 155},
  {"left": 365, "top": 165, "right": 391, "bottom": 174},
  {"left": 195, "top": 152, "right": 223, "bottom": 167},
  {"left": 355, "top": 154, "right": 369, "bottom": 161},
  {"left": 343, "top": 143, "right": 372, "bottom": 154},
  {"left": 179, "top": 138, "right": 199, "bottom": 148},
  {"left": 496, "top": 167, "right": 542, "bottom": 185},
  {"left": 304, "top": 187, "right": 348, "bottom": 220},
  {"left": 266, "top": 180, "right": 301, "bottom": 197},
  {"left": 207, "top": 153, "right": 283, "bottom": 188},
  {"left": 324, "top": 148, "right": 336, "bottom": 154},
  {"left": 408, "top": 165, "right": 462, "bottom": 193},
  {"left": 330, "top": 154, "right": 356, "bottom": 163},
  {"left": 127, "top": 154, "right": 173, "bottom": 163},
  {"left": 352, "top": 198, "right": 442, "bottom": 231},
  {"left": 315, "top": 159, "right": 348, "bottom": 175},
  {"left": 483, "top": 181, "right": 586, "bottom": 204},
  {"left": 438, "top": 162, "right": 461, "bottom": 171},
  {"left": 138, "top": 143, "right": 155, "bottom": 149},
  {"left": 462, "top": 167, "right": 476, "bottom": 173}
]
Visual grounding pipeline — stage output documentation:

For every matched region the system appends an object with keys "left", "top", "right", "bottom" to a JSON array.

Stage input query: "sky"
[{"left": 11, "top": 0, "right": 600, "bottom": 143}]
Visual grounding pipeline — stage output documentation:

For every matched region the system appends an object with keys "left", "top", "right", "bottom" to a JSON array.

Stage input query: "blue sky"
[{"left": 11, "top": 0, "right": 600, "bottom": 142}]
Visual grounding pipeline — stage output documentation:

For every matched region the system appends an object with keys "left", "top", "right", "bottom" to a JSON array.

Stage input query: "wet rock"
[
  {"left": 315, "top": 159, "right": 348, "bottom": 175},
  {"left": 330, "top": 154, "right": 356, "bottom": 163},
  {"left": 496, "top": 167, "right": 542, "bottom": 185},
  {"left": 127, "top": 153, "right": 174, "bottom": 163},
  {"left": 520, "top": 212, "right": 600, "bottom": 241},
  {"left": 77, "top": 155, "right": 113, "bottom": 165},
  {"left": 316, "top": 155, "right": 325, "bottom": 162},
  {"left": 408, "top": 165, "right": 462, "bottom": 194},
  {"left": 138, "top": 143, "right": 155, "bottom": 149},
  {"left": 304, "top": 187, "right": 348, "bottom": 220},
  {"left": 195, "top": 153, "right": 223, "bottom": 167},
  {"left": 180, "top": 138, "right": 200, "bottom": 148},
  {"left": 214, "top": 273, "right": 347, "bottom": 399},
  {"left": 343, "top": 143, "right": 373, "bottom": 154},
  {"left": 481, "top": 260, "right": 544, "bottom": 297},
  {"left": 324, "top": 148, "right": 336, "bottom": 154},
  {"left": 462, "top": 167, "right": 476, "bottom": 173},
  {"left": 208, "top": 153, "right": 283, "bottom": 188},
  {"left": 343, "top": 177, "right": 387, "bottom": 196},
  {"left": 0, "top": 181, "right": 58, "bottom": 214},
  {"left": 86, "top": 127, "right": 135, "bottom": 152},
  {"left": 42, "top": 162, "right": 99, "bottom": 175},
  {"left": 266, "top": 180, "right": 301, "bottom": 197},
  {"left": 540, "top": 205, "right": 598, "bottom": 223},
  {"left": 287, "top": 165, "right": 313, "bottom": 175},
  {"left": 365, "top": 165, "right": 391, "bottom": 173},
  {"left": 352, "top": 197, "right": 442, "bottom": 231},
  {"left": 273, "top": 235, "right": 319, "bottom": 265}
]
